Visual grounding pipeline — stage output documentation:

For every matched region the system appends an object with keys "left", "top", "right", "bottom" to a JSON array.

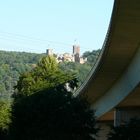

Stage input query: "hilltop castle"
[{"left": 46, "top": 45, "right": 87, "bottom": 64}]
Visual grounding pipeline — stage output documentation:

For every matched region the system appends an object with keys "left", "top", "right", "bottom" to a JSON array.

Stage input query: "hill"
[{"left": 0, "top": 49, "right": 100, "bottom": 99}]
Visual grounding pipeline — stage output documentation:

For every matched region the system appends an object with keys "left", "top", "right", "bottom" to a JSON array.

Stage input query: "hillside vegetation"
[{"left": 0, "top": 49, "right": 100, "bottom": 99}]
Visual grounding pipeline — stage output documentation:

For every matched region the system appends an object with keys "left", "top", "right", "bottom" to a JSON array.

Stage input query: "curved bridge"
[{"left": 76, "top": 0, "right": 140, "bottom": 122}]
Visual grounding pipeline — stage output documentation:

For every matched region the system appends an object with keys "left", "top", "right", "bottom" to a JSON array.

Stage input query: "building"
[{"left": 46, "top": 45, "right": 87, "bottom": 64}]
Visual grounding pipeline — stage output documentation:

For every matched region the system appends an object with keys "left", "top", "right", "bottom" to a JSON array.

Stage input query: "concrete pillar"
[{"left": 114, "top": 107, "right": 140, "bottom": 126}]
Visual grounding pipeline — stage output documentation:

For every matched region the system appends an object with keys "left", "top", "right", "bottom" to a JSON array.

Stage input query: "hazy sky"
[{"left": 0, "top": 0, "right": 114, "bottom": 54}]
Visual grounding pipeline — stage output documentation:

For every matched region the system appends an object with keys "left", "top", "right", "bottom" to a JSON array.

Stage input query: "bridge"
[{"left": 76, "top": 0, "right": 140, "bottom": 126}]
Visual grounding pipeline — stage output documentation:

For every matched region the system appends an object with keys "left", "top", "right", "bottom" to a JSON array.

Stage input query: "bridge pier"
[
  {"left": 96, "top": 107, "right": 140, "bottom": 140},
  {"left": 114, "top": 107, "right": 140, "bottom": 126}
]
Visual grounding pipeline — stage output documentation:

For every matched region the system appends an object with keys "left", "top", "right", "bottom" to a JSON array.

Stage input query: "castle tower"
[
  {"left": 73, "top": 45, "right": 80, "bottom": 55},
  {"left": 73, "top": 45, "right": 80, "bottom": 62},
  {"left": 46, "top": 49, "right": 53, "bottom": 56}
]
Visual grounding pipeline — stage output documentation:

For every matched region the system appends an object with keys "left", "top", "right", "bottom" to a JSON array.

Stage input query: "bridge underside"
[
  {"left": 77, "top": 0, "right": 140, "bottom": 120},
  {"left": 99, "top": 82, "right": 140, "bottom": 121}
]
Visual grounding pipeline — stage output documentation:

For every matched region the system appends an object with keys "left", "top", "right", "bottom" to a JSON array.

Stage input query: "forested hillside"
[
  {"left": 0, "top": 49, "right": 100, "bottom": 99},
  {"left": 59, "top": 49, "right": 100, "bottom": 85},
  {"left": 0, "top": 51, "right": 46, "bottom": 99}
]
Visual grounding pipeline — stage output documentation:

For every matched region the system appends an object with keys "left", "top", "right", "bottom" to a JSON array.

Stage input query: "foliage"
[
  {"left": 14, "top": 55, "right": 77, "bottom": 97},
  {"left": 107, "top": 118, "right": 140, "bottom": 140},
  {"left": 0, "top": 100, "right": 11, "bottom": 140},
  {"left": 0, "top": 49, "right": 100, "bottom": 98},
  {"left": 59, "top": 62, "right": 92, "bottom": 86},
  {"left": 0, "top": 100, "right": 11, "bottom": 130},
  {"left": 10, "top": 83, "right": 98, "bottom": 140},
  {"left": 10, "top": 54, "right": 99, "bottom": 140},
  {"left": 83, "top": 49, "right": 100, "bottom": 66},
  {"left": 0, "top": 50, "right": 45, "bottom": 99},
  {"left": 0, "top": 49, "right": 100, "bottom": 139},
  {"left": 59, "top": 49, "right": 101, "bottom": 86}
]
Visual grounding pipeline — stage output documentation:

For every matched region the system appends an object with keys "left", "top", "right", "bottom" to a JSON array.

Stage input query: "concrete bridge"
[{"left": 76, "top": 0, "right": 140, "bottom": 126}]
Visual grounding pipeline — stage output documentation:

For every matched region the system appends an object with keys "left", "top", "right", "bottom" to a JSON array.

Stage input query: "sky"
[{"left": 0, "top": 0, "right": 114, "bottom": 54}]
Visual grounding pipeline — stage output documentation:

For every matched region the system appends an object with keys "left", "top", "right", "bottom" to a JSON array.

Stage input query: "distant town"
[{"left": 46, "top": 45, "right": 87, "bottom": 64}]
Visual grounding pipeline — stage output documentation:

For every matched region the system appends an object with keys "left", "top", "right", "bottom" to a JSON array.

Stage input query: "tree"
[
  {"left": 10, "top": 55, "right": 99, "bottom": 140},
  {"left": 0, "top": 49, "right": 100, "bottom": 99},
  {"left": 0, "top": 100, "right": 11, "bottom": 140},
  {"left": 107, "top": 118, "right": 140, "bottom": 140},
  {"left": 83, "top": 49, "right": 100, "bottom": 66},
  {"left": 14, "top": 56, "right": 77, "bottom": 97},
  {"left": 59, "top": 61, "right": 91, "bottom": 86},
  {"left": 0, "top": 50, "right": 45, "bottom": 99},
  {"left": 10, "top": 83, "right": 99, "bottom": 140}
]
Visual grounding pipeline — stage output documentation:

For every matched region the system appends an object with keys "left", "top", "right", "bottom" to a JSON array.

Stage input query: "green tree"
[
  {"left": 0, "top": 50, "right": 45, "bottom": 99},
  {"left": 14, "top": 55, "right": 77, "bottom": 97},
  {"left": 107, "top": 118, "right": 140, "bottom": 140},
  {"left": 59, "top": 62, "right": 91, "bottom": 86},
  {"left": 0, "top": 100, "right": 11, "bottom": 139},
  {"left": 0, "top": 49, "right": 99, "bottom": 99},
  {"left": 10, "top": 55, "right": 99, "bottom": 140},
  {"left": 10, "top": 83, "right": 98, "bottom": 140},
  {"left": 83, "top": 49, "right": 100, "bottom": 66}
]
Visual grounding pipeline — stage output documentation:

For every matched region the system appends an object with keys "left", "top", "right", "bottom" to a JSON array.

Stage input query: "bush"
[
  {"left": 107, "top": 118, "right": 140, "bottom": 140},
  {"left": 10, "top": 85, "right": 99, "bottom": 140}
]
